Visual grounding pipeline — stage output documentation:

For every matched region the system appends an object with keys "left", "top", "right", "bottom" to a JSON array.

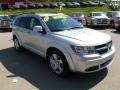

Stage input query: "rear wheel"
[
  {"left": 48, "top": 50, "right": 70, "bottom": 77},
  {"left": 90, "top": 21, "right": 94, "bottom": 28},
  {"left": 116, "top": 26, "right": 120, "bottom": 31}
]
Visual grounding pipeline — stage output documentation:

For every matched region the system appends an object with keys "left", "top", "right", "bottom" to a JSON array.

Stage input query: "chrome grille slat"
[{"left": 95, "top": 41, "right": 112, "bottom": 54}]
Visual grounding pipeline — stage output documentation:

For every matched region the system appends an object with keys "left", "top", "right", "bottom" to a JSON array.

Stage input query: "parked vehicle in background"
[
  {"left": 65, "top": 2, "right": 74, "bottom": 8},
  {"left": 79, "top": 1, "right": 89, "bottom": 7},
  {"left": 115, "top": 19, "right": 120, "bottom": 31},
  {"left": 106, "top": 11, "right": 120, "bottom": 26},
  {"left": 71, "top": 2, "right": 80, "bottom": 7},
  {"left": 35, "top": 3, "right": 43, "bottom": 8},
  {"left": 19, "top": 4, "right": 28, "bottom": 9},
  {"left": 9, "top": 5, "right": 19, "bottom": 10},
  {"left": 70, "top": 12, "right": 86, "bottom": 25},
  {"left": 0, "top": 15, "right": 11, "bottom": 31},
  {"left": 87, "top": 1, "right": 98, "bottom": 6},
  {"left": 57, "top": 2, "right": 66, "bottom": 7},
  {"left": 12, "top": 13, "right": 115, "bottom": 77},
  {"left": 86, "top": 12, "right": 110, "bottom": 27},
  {"left": 9, "top": 14, "right": 19, "bottom": 22},
  {"left": 50, "top": 2, "right": 58, "bottom": 8},
  {"left": 27, "top": 2, "right": 36, "bottom": 9},
  {"left": 42, "top": 2, "right": 50, "bottom": 8},
  {"left": 95, "top": 1, "right": 107, "bottom": 6}
]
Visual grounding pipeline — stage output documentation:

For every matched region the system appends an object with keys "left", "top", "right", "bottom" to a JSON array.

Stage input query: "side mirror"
[{"left": 33, "top": 26, "right": 46, "bottom": 34}]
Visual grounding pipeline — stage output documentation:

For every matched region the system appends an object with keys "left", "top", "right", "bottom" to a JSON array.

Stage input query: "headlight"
[
  {"left": 92, "top": 19, "right": 97, "bottom": 23},
  {"left": 71, "top": 45, "right": 96, "bottom": 55}
]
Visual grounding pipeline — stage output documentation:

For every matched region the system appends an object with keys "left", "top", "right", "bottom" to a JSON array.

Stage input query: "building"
[
  {"left": 0, "top": 0, "right": 26, "bottom": 5},
  {"left": 0, "top": 0, "right": 27, "bottom": 9}
]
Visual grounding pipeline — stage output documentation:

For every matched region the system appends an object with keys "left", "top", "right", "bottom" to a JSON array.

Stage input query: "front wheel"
[
  {"left": 48, "top": 50, "right": 70, "bottom": 77},
  {"left": 13, "top": 37, "right": 22, "bottom": 52}
]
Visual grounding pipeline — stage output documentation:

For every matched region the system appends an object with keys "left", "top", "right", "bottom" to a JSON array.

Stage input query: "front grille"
[
  {"left": 97, "top": 19, "right": 109, "bottom": 24},
  {"left": 95, "top": 41, "right": 112, "bottom": 54}
]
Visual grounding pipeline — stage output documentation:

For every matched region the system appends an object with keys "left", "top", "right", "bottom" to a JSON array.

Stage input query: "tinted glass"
[
  {"left": 30, "top": 18, "right": 42, "bottom": 30},
  {"left": 42, "top": 15, "right": 83, "bottom": 32},
  {"left": 14, "top": 18, "right": 21, "bottom": 26},
  {"left": 113, "top": 12, "right": 120, "bottom": 17},
  {"left": 19, "top": 17, "right": 31, "bottom": 29},
  {"left": 92, "top": 13, "right": 105, "bottom": 16}
]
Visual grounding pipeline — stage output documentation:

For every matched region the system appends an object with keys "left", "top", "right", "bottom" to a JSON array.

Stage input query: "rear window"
[{"left": 0, "top": 16, "right": 10, "bottom": 21}]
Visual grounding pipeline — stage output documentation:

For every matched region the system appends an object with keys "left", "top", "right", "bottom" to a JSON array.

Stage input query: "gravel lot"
[{"left": 0, "top": 29, "right": 120, "bottom": 90}]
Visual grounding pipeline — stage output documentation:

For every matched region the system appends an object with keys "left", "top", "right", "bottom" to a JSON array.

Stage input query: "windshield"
[
  {"left": 92, "top": 13, "right": 105, "bottom": 16},
  {"left": 72, "top": 13, "right": 83, "bottom": 17},
  {"left": 43, "top": 15, "right": 83, "bottom": 32},
  {"left": 113, "top": 12, "right": 120, "bottom": 17}
]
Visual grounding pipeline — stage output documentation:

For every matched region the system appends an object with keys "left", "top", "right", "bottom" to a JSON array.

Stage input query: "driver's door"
[{"left": 25, "top": 17, "right": 47, "bottom": 56}]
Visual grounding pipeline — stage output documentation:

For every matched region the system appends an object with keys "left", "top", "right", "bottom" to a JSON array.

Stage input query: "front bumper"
[
  {"left": 92, "top": 22, "right": 110, "bottom": 26},
  {"left": 70, "top": 46, "right": 115, "bottom": 73},
  {"left": 0, "top": 25, "right": 11, "bottom": 29},
  {"left": 92, "top": 20, "right": 110, "bottom": 26}
]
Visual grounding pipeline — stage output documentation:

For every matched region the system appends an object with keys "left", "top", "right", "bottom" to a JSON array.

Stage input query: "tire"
[
  {"left": 90, "top": 21, "right": 93, "bottom": 28},
  {"left": 116, "top": 26, "right": 120, "bottom": 31},
  {"left": 86, "top": 20, "right": 88, "bottom": 27},
  {"left": 116, "top": 28, "right": 120, "bottom": 31},
  {"left": 13, "top": 37, "right": 22, "bottom": 52},
  {"left": 48, "top": 50, "right": 70, "bottom": 77}
]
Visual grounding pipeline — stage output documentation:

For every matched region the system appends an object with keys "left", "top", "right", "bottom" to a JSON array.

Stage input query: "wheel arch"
[{"left": 46, "top": 46, "right": 75, "bottom": 71}]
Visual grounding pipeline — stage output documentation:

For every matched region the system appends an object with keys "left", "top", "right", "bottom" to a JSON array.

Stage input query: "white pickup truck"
[{"left": 87, "top": 12, "right": 110, "bottom": 27}]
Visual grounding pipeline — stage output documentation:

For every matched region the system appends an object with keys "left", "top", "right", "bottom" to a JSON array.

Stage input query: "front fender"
[{"left": 46, "top": 42, "right": 75, "bottom": 71}]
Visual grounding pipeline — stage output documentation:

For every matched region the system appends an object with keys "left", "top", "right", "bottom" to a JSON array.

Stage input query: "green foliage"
[{"left": 0, "top": 6, "right": 112, "bottom": 15}]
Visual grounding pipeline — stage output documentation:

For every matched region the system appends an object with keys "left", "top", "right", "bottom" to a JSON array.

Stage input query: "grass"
[{"left": 0, "top": 6, "right": 113, "bottom": 15}]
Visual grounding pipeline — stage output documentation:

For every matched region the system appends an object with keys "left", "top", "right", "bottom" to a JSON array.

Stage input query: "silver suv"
[{"left": 12, "top": 13, "right": 115, "bottom": 76}]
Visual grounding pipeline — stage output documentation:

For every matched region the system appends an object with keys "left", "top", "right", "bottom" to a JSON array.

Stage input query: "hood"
[
  {"left": 92, "top": 16, "right": 109, "bottom": 19},
  {"left": 54, "top": 28, "right": 111, "bottom": 46}
]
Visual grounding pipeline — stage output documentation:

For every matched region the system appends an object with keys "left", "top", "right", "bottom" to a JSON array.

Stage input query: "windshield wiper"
[
  {"left": 68, "top": 26, "right": 82, "bottom": 29},
  {"left": 52, "top": 29, "right": 64, "bottom": 32}
]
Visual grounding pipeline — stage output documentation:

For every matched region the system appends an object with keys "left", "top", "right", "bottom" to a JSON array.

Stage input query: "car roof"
[{"left": 107, "top": 11, "right": 120, "bottom": 13}]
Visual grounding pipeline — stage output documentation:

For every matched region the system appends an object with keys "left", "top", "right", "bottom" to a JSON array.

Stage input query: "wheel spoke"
[
  {"left": 58, "top": 59, "right": 63, "bottom": 64},
  {"left": 53, "top": 54, "right": 58, "bottom": 61},
  {"left": 57, "top": 65, "right": 63, "bottom": 73},
  {"left": 50, "top": 53, "right": 64, "bottom": 74}
]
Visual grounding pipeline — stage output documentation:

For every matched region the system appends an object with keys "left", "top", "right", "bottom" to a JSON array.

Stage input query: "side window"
[
  {"left": 14, "top": 18, "right": 21, "bottom": 26},
  {"left": 30, "top": 18, "right": 42, "bottom": 30},
  {"left": 107, "top": 12, "right": 111, "bottom": 17},
  {"left": 19, "top": 17, "right": 31, "bottom": 29}
]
